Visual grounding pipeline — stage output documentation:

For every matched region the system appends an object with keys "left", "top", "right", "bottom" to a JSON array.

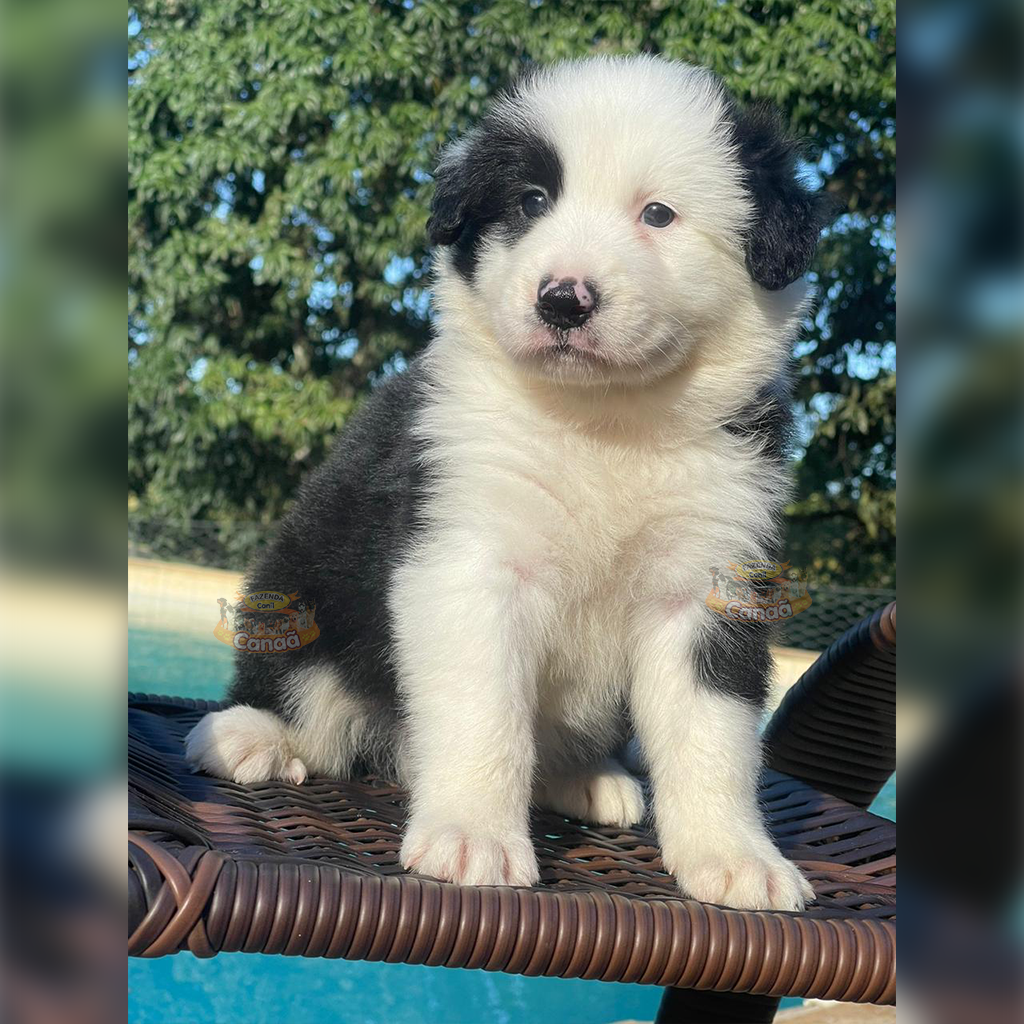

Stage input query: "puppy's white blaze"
[{"left": 518, "top": 58, "right": 750, "bottom": 238}]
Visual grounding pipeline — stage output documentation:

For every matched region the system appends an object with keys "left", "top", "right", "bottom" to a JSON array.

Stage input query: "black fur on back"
[
  {"left": 227, "top": 360, "right": 434, "bottom": 724},
  {"left": 724, "top": 100, "right": 835, "bottom": 291}
]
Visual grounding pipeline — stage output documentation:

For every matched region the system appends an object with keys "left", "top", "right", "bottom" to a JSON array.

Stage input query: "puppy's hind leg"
[
  {"left": 184, "top": 705, "right": 307, "bottom": 785},
  {"left": 536, "top": 758, "right": 646, "bottom": 828}
]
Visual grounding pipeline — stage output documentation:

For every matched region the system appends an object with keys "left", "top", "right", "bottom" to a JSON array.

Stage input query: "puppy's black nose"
[{"left": 536, "top": 276, "right": 598, "bottom": 329}]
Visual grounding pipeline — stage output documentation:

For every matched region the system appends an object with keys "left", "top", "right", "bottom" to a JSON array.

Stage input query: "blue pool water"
[{"left": 129, "top": 627, "right": 894, "bottom": 1024}]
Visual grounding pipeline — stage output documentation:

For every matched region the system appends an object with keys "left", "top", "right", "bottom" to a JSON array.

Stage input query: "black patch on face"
[
  {"left": 724, "top": 100, "right": 835, "bottom": 290},
  {"left": 427, "top": 105, "right": 563, "bottom": 280}
]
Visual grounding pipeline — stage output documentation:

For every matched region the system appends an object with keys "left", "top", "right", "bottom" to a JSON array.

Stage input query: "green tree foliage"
[{"left": 129, "top": 0, "right": 894, "bottom": 583}]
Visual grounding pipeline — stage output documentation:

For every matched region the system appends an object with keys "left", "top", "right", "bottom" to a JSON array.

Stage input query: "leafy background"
[{"left": 129, "top": 0, "right": 895, "bottom": 586}]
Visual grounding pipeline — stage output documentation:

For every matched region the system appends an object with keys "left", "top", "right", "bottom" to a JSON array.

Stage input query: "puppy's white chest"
[
  {"left": 500, "top": 435, "right": 690, "bottom": 577},
  {"left": 424, "top": 364, "right": 773, "bottom": 623}
]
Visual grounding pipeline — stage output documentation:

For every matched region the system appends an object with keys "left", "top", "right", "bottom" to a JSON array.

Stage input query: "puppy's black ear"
[
  {"left": 426, "top": 141, "right": 471, "bottom": 246},
  {"left": 727, "top": 102, "right": 834, "bottom": 290}
]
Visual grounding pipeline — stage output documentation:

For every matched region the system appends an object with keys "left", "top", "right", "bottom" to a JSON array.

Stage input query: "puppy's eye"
[
  {"left": 521, "top": 190, "right": 549, "bottom": 218},
  {"left": 641, "top": 202, "right": 675, "bottom": 228}
]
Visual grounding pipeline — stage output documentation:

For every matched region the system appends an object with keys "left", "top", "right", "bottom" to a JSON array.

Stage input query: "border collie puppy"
[{"left": 186, "top": 56, "right": 829, "bottom": 911}]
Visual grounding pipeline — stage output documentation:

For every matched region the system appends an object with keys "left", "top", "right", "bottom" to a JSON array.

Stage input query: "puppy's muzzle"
[{"left": 536, "top": 276, "right": 599, "bottom": 330}]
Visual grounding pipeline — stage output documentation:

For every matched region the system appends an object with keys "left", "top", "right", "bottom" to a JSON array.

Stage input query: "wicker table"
[{"left": 130, "top": 606, "right": 895, "bottom": 1021}]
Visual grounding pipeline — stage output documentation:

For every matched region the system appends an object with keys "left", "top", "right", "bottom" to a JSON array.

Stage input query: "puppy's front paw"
[
  {"left": 667, "top": 841, "right": 813, "bottom": 912},
  {"left": 400, "top": 819, "right": 540, "bottom": 887},
  {"left": 537, "top": 760, "right": 646, "bottom": 827}
]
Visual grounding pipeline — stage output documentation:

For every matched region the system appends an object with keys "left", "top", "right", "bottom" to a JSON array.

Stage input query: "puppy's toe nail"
[{"left": 283, "top": 757, "right": 307, "bottom": 785}]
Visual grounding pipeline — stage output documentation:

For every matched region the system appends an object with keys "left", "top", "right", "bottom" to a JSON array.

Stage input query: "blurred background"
[{"left": 2, "top": 0, "right": 1022, "bottom": 1022}]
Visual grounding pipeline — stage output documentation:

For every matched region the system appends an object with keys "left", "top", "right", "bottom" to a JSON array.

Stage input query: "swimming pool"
[{"left": 129, "top": 626, "right": 894, "bottom": 1023}]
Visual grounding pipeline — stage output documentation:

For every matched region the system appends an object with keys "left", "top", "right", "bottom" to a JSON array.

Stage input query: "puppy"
[{"left": 186, "top": 56, "right": 829, "bottom": 910}]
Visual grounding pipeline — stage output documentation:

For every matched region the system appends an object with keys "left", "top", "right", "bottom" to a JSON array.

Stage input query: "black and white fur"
[{"left": 186, "top": 57, "right": 829, "bottom": 910}]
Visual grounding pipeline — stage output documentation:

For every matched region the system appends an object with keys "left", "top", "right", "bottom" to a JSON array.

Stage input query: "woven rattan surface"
[
  {"left": 129, "top": 608, "right": 895, "bottom": 1006},
  {"left": 766, "top": 604, "right": 896, "bottom": 810}
]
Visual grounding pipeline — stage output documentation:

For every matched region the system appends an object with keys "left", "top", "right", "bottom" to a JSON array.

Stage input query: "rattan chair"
[{"left": 129, "top": 603, "right": 895, "bottom": 1023}]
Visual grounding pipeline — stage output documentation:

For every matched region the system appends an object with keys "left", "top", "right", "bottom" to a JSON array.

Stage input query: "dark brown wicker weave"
[{"left": 130, "top": 603, "right": 896, "bottom": 1021}]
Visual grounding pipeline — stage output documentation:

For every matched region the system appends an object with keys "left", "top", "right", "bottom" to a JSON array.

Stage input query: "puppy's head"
[{"left": 428, "top": 57, "right": 830, "bottom": 387}]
